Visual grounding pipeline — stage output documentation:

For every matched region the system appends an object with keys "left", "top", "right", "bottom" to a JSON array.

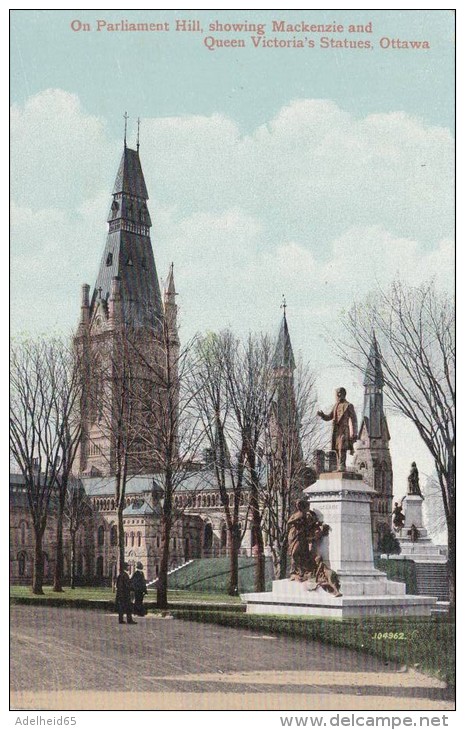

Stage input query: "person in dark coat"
[
  {"left": 116, "top": 563, "right": 136, "bottom": 624},
  {"left": 131, "top": 561, "right": 148, "bottom": 616}
]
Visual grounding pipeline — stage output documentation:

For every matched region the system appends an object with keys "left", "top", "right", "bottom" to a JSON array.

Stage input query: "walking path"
[{"left": 10, "top": 605, "right": 453, "bottom": 711}]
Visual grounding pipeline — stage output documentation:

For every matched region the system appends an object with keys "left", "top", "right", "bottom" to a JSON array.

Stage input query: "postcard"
[{"left": 10, "top": 8, "right": 455, "bottom": 717}]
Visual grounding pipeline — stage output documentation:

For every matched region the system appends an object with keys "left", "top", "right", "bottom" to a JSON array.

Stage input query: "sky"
[{"left": 10, "top": 10, "right": 454, "bottom": 536}]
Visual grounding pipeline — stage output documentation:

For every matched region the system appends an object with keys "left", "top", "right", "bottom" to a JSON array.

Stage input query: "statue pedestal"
[
  {"left": 241, "top": 474, "right": 437, "bottom": 618},
  {"left": 391, "top": 495, "right": 447, "bottom": 564}
]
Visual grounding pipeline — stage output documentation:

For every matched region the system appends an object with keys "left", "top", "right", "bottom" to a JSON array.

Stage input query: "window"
[
  {"left": 96, "top": 556, "right": 104, "bottom": 578},
  {"left": 137, "top": 532, "right": 141, "bottom": 547},
  {"left": 131, "top": 532, "right": 134, "bottom": 547},
  {"left": 106, "top": 252, "right": 113, "bottom": 266},
  {"left": 18, "top": 552, "right": 26, "bottom": 577},
  {"left": 97, "top": 526, "right": 105, "bottom": 546},
  {"left": 20, "top": 521, "right": 27, "bottom": 545},
  {"left": 110, "top": 525, "right": 117, "bottom": 546}
]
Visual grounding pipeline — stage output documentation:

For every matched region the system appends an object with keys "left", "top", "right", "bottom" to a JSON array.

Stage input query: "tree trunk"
[
  {"left": 228, "top": 524, "right": 239, "bottom": 595},
  {"left": 278, "top": 539, "right": 288, "bottom": 580},
  {"left": 249, "top": 465, "right": 265, "bottom": 592},
  {"left": 53, "top": 493, "right": 65, "bottom": 592},
  {"left": 447, "top": 513, "right": 455, "bottom": 608},
  {"left": 70, "top": 530, "right": 76, "bottom": 589},
  {"left": 32, "top": 528, "right": 45, "bottom": 595},
  {"left": 157, "top": 516, "right": 171, "bottom": 609},
  {"left": 118, "top": 501, "right": 125, "bottom": 573}
]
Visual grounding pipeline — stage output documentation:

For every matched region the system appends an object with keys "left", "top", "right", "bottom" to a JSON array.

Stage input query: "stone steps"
[{"left": 414, "top": 563, "right": 449, "bottom": 601}]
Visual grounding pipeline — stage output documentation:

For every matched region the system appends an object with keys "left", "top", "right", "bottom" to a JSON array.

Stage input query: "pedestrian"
[
  {"left": 115, "top": 562, "right": 136, "bottom": 624},
  {"left": 131, "top": 561, "right": 148, "bottom": 616}
]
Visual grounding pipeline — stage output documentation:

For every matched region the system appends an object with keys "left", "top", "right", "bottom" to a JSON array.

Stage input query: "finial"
[
  {"left": 281, "top": 294, "right": 287, "bottom": 317},
  {"left": 98, "top": 286, "right": 103, "bottom": 300},
  {"left": 123, "top": 112, "right": 129, "bottom": 148},
  {"left": 136, "top": 117, "right": 141, "bottom": 153}
]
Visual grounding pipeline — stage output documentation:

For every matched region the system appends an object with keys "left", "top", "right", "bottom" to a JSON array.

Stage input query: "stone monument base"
[
  {"left": 241, "top": 575, "right": 436, "bottom": 619},
  {"left": 241, "top": 473, "right": 437, "bottom": 618}
]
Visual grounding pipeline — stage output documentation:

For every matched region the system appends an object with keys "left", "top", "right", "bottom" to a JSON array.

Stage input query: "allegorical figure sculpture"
[
  {"left": 317, "top": 387, "right": 358, "bottom": 471},
  {"left": 288, "top": 499, "right": 328, "bottom": 582},
  {"left": 310, "top": 555, "right": 342, "bottom": 597},
  {"left": 407, "top": 462, "right": 423, "bottom": 497},
  {"left": 392, "top": 502, "right": 405, "bottom": 532}
]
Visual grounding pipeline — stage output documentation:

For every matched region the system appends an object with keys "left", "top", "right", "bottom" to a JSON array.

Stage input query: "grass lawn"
[
  {"left": 9, "top": 584, "right": 242, "bottom": 606},
  {"left": 172, "top": 608, "right": 455, "bottom": 688}
]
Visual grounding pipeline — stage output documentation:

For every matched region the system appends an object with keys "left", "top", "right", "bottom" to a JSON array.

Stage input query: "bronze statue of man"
[
  {"left": 407, "top": 462, "right": 423, "bottom": 497},
  {"left": 317, "top": 387, "right": 358, "bottom": 471}
]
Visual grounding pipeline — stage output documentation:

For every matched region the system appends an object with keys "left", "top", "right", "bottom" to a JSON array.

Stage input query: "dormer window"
[
  {"left": 106, "top": 252, "right": 113, "bottom": 266},
  {"left": 111, "top": 200, "right": 119, "bottom": 213}
]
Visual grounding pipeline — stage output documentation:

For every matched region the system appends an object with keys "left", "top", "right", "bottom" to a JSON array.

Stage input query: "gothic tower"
[
  {"left": 269, "top": 306, "right": 304, "bottom": 486},
  {"left": 353, "top": 332, "right": 393, "bottom": 549},
  {"left": 75, "top": 140, "right": 176, "bottom": 477}
]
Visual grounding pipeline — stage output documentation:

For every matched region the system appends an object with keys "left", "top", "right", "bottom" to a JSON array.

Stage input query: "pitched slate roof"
[
  {"left": 90, "top": 146, "right": 163, "bottom": 329},
  {"left": 272, "top": 313, "right": 296, "bottom": 371},
  {"left": 363, "top": 332, "right": 385, "bottom": 388}
]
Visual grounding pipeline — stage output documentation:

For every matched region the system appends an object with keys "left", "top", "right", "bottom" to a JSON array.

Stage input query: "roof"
[
  {"left": 81, "top": 469, "right": 245, "bottom": 497},
  {"left": 123, "top": 499, "right": 158, "bottom": 517},
  {"left": 90, "top": 147, "right": 163, "bottom": 329},
  {"left": 113, "top": 147, "right": 149, "bottom": 199},
  {"left": 272, "top": 313, "right": 296, "bottom": 371},
  {"left": 363, "top": 332, "right": 385, "bottom": 388}
]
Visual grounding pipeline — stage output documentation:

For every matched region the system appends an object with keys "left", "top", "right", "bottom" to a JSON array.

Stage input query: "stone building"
[{"left": 353, "top": 333, "right": 394, "bottom": 548}]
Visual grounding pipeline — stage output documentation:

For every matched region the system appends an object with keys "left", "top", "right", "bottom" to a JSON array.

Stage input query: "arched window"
[
  {"left": 110, "top": 525, "right": 118, "bottom": 546},
  {"left": 207, "top": 495, "right": 211, "bottom": 507},
  {"left": 137, "top": 532, "right": 141, "bottom": 547},
  {"left": 204, "top": 523, "right": 213, "bottom": 553},
  {"left": 197, "top": 495, "right": 201, "bottom": 508},
  {"left": 125, "top": 532, "right": 128, "bottom": 547},
  {"left": 131, "top": 532, "right": 135, "bottom": 547},
  {"left": 18, "top": 552, "right": 27, "bottom": 577},
  {"left": 202, "top": 495, "right": 206, "bottom": 507},
  {"left": 97, "top": 526, "right": 105, "bottom": 546},
  {"left": 156, "top": 536, "right": 160, "bottom": 548},
  {"left": 20, "top": 521, "right": 27, "bottom": 545},
  {"left": 111, "top": 499, "right": 115, "bottom": 510},
  {"left": 96, "top": 556, "right": 104, "bottom": 578}
]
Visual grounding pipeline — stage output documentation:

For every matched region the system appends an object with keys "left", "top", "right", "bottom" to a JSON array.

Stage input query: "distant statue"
[
  {"left": 317, "top": 387, "right": 358, "bottom": 471},
  {"left": 407, "top": 462, "right": 423, "bottom": 497},
  {"left": 309, "top": 555, "right": 342, "bottom": 597},
  {"left": 408, "top": 524, "right": 419, "bottom": 543},
  {"left": 392, "top": 502, "right": 405, "bottom": 532},
  {"left": 288, "top": 499, "right": 328, "bottom": 582}
]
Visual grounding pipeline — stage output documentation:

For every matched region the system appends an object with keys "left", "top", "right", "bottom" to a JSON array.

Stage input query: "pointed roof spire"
[
  {"left": 123, "top": 111, "right": 129, "bottom": 148},
  {"left": 272, "top": 297, "right": 296, "bottom": 371},
  {"left": 136, "top": 116, "right": 141, "bottom": 154},
  {"left": 112, "top": 145, "right": 149, "bottom": 199},
  {"left": 364, "top": 331, "right": 384, "bottom": 388},
  {"left": 165, "top": 262, "right": 176, "bottom": 296}
]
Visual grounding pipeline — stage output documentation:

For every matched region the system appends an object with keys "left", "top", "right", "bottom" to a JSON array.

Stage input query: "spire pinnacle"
[
  {"left": 364, "top": 331, "right": 384, "bottom": 388},
  {"left": 123, "top": 111, "right": 129, "bottom": 148},
  {"left": 273, "top": 303, "right": 295, "bottom": 371},
  {"left": 136, "top": 117, "right": 141, "bottom": 153}
]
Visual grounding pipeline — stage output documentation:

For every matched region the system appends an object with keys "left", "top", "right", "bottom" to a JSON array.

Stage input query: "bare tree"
[
  {"left": 193, "top": 332, "right": 251, "bottom": 595},
  {"left": 134, "top": 318, "right": 205, "bottom": 609},
  {"left": 50, "top": 342, "right": 83, "bottom": 592},
  {"left": 262, "top": 359, "right": 320, "bottom": 579},
  {"left": 64, "top": 477, "right": 92, "bottom": 589},
  {"left": 10, "top": 339, "right": 68, "bottom": 594},
  {"left": 222, "top": 333, "right": 276, "bottom": 592},
  {"left": 337, "top": 280, "right": 455, "bottom": 603},
  {"left": 78, "top": 323, "right": 147, "bottom": 575}
]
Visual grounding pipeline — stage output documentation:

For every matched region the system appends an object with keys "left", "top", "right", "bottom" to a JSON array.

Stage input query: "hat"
[{"left": 136, "top": 561, "right": 143, "bottom": 569}]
